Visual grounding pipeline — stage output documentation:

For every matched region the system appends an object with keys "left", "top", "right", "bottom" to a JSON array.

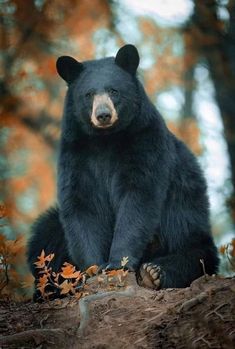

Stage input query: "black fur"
[{"left": 27, "top": 45, "right": 219, "bottom": 293}]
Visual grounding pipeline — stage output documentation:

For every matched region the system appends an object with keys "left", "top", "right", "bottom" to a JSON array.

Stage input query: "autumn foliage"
[
  {"left": 0, "top": 205, "right": 34, "bottom": 300},
  {"left": 33, "top": 251, "right": 129, "bottom": 301}
]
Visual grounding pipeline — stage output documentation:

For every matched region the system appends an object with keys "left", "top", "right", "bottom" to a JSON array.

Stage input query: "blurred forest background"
[{"left": 0, "top": 0, "right": 235, "bottom": 282}]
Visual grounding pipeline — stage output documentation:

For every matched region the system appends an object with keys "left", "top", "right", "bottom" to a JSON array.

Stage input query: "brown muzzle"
[{"left": 91, "top": 94, "right": 118, "bottom": 129}]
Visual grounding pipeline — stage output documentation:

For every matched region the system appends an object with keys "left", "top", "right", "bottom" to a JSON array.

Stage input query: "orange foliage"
[
  {"left": 0, "top": 205, "right": 33, "bottom": 300},
  {"left": 86, "top": 265, "right": 99, "bottom": 277},
  {"left": 140, "top": 19, "right": 159, "bottom": 38},
  {"left": 0, "top": 114, "right": 55, "bottom": 227},
  {"left": 168, "top": 118, "right": 202, "bottom": 155},
  {"left": 60, "top": 262, "right": 82, "bottom": 279},
  {"left": 0, "top": 232, "right": 33, "bottom": 300},
  {"left": 34, "top": 249, "right": 55, "bottom": 269},
  {"left": 145, "top": 47, "right": 184, "bottom": 95},
  {"left": 33, "top": 251, "right": 129, "bottom": 301}
]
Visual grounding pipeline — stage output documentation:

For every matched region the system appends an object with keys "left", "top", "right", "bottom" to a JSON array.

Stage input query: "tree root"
[
  {"left": 77, "top": 286, "right": 135, "bottom": 334},
  {"left": 179, "top": 291, "right": 207, "bottom": 312},
  {"left": 192, "top": 334, "right": 212, "bottom": 348},
  {"left": 0, "top": 328, "right": 65, "bottom": 346}
]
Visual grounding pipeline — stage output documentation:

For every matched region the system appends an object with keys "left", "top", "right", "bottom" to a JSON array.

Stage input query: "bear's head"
[{"left": 56, "top": 45, "right": 141, "bottom": 136}]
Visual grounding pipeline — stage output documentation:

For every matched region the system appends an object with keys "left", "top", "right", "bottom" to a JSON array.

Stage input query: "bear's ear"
[
  {"left": 115, "top": 44, "right": 140, "bottom": 75},
  {"left": 56, "top": 56, "right": 83, "bottom": 83}
]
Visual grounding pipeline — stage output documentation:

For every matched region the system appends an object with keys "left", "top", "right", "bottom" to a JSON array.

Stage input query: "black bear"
[{"left": 27, "top": 44, "right": 219, "bottom": 293}]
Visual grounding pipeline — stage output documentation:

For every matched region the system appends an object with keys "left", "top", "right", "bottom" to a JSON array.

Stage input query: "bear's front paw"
[{"left": 137, "top": 263, "right": 162, "bottom": 290}]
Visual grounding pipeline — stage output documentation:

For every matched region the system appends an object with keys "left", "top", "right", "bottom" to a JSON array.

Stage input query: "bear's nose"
[
  {"left": 96, "top": 112, "right": 112, "bottom": 123},
  {"left": 95, "top": 105, "right": 112, "bottom": 124}
]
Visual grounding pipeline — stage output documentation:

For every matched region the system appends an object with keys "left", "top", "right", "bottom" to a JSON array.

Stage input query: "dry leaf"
[
  {"left": 85, "top": 265, "right": 98, "bottom": 277},
  {"left": 59, "top": 280, "right": 75, "bottom": 295},
  {"left": 106, "top": 270, "right": 120, "bottom": 277},
  {"left": 121, "top": 256, "right": 129, "bottom": 268}
]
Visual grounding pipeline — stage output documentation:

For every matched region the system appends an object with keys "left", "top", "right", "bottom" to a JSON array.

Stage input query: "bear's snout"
[
  {"left": 95, "top": 105, "right": 112, "bottom": 125},
  {"left": 91, "top": 94, "right": 118, "bottom": 129}
]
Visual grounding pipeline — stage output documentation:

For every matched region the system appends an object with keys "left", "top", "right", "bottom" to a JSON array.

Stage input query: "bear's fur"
[{"left": 27, "top": 45, "right": 219, "bottom": 295}]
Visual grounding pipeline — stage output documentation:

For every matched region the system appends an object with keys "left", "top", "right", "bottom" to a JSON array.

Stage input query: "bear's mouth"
[{"left": 91, "top": 119, "right": 118, "bottom": 129}]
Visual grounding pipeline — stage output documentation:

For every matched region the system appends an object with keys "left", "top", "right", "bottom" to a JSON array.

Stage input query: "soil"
[{"left": 0, "top": 274, "right": 234, "bottom": 349}]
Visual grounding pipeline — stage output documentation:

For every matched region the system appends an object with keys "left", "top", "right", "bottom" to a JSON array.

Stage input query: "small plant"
[{"left": 34, "top": 250, "right": 129, "bottom": 301}]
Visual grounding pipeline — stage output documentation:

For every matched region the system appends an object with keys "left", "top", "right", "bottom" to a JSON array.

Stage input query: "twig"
[
  {"left": 77, "top": 286, "right": 135, "bottom": 334},
  {"left": 200, "top": 259, "right": 208, "bottom": 280}
]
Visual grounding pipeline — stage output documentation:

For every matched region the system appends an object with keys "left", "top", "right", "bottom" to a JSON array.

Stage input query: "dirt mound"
[{"left": 0, "top": 274, "right": 234, "bottom": 348}]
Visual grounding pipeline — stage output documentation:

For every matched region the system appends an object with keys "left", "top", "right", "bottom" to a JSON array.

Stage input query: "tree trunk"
[{"left": 188, "top": 0, "right": 235, "bottom": 220}]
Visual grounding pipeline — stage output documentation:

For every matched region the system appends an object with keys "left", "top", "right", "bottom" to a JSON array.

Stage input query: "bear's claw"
[{"left": 137, "top": 263, "right": 161, "bottom": 290}]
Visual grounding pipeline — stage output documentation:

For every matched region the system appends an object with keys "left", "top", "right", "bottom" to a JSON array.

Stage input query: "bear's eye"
[
  {"left": 85, "top": 91, "right": 94, "bottom": 99},
  {"left": 108, "top": 88, "right": 118, "bottom": 96}
]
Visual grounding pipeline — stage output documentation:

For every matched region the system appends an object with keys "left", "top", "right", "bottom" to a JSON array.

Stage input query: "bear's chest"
[
  {"left": 77, "top": 145, "right": 121, "bottom": 204},
  {"left": 87, "top": 152, "right": 114, "bottom": 184}
]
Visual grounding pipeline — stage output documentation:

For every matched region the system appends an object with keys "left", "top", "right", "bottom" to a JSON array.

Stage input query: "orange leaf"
[
  {"left": 106, "top": 270, "right": 119, "bottom": 277},
  {"left": 106, "top": 269, "right": 129, "bottom": 283},
  {"left": 34, "top": 250, "right": 54, "bottom": 268},
  {"left": 36, "top": 274, "right": 49, "bottom": 296},
  {"left": 60, "top": 262, "right": 82, "bottom": 279},
  {"left": 85, "top": 265, "right": 98, "bottom": 277},
  {"left": 219, "top": 245, "right": 226, "bottom": 255}
]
